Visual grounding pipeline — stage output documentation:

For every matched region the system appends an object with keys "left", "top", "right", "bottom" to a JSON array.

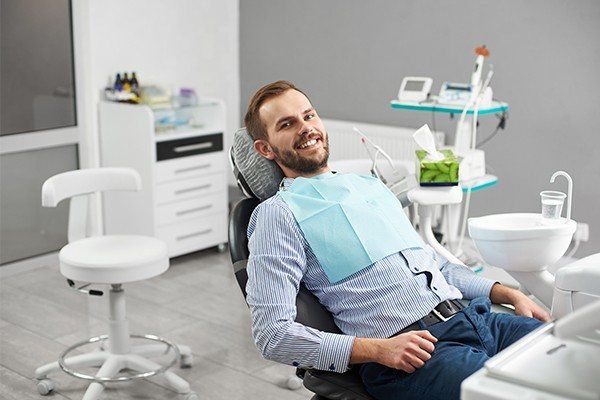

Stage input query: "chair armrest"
[
  {"left": 303, "top": 368, "right": 374, "bottom": 400},
  {"left": 42, "top": 167, "right": 141, "bottom": 207},
  {"left": 555, "top": 253, "right": 600, "bottom": 296}
]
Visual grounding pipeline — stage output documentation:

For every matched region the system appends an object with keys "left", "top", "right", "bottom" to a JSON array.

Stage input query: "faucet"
[{"left": 550, "top": 171, "right": 573, "bottom": 222}]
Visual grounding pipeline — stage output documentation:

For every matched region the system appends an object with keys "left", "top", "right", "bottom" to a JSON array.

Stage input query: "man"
[{"left": 244, "top": 80, "right": 549, "bottom": 400}]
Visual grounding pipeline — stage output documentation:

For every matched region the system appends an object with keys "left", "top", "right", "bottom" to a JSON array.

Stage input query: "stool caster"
[
  {"left": 286, "top": 374, "right": 303, "bottom": 390},
  {"left": 37, "top": 378, "right": 55, "bottom": 395},
  {"left": 182, "top": 391, "right": 199, "bottom": 400},
  {"left": 180, "top": 354, "right": 193, "bottom": 368}
]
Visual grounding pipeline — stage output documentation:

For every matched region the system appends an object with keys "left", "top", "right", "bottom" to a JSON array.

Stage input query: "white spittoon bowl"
[{"left": 468, "top": 213, "right": 577, "bottom": 272}]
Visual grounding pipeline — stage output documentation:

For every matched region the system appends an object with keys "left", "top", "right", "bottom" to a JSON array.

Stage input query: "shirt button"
[
  {"left": 292, "top": 361, "right": 299, "bottom": 367},
  {"left": 329, "top": 363, "right": 336, "bottom": 371},
  {"left": 432, "top": 286, "right": 438, "bottom": 291}
]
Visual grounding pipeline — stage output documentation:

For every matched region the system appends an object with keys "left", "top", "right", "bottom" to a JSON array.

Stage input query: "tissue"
[
  {"left": 416, "top": 149, "right": 460, "bottom": 186},
  {"left": 412, "top": 124, "right": 460, "bottom": 186}
]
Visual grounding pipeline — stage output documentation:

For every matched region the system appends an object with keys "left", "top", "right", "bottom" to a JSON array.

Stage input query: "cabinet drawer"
[
  {"left": 156, "top": 213, "right": 227, "bottom": 257},
  {"left": 156, "top": 152, "right": 226, "bottom": 183},
  {"left": 156, "top": 133, "right": 223, "bottom": 161},
  {"left": 156, "top": 173, "right": 226, "bottom": 205},
  {"left": 156, "top": 193, "right": 227, "bottom": 226}
]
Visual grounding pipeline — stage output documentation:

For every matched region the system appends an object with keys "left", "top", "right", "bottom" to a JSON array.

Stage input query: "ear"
[{"left": 253, "top": 139, "right": 276, "bottom": 160}]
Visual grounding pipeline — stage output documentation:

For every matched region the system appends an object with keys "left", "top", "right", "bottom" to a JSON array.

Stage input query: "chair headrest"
[{"left": 230, "top": 128, "right": 284, "bottom": 201}]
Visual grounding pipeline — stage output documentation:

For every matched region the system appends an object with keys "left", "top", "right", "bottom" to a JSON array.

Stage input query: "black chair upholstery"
[
  {"left": 228, "top": 198, "right": 374, "bottom": 400},
  {"left": 229, "top": 197, "right": 259, "bottom": 298}
]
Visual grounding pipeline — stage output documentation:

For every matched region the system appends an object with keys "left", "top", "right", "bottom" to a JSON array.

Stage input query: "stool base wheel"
[
  {"left": 37, "top": 378, "right": 55, "bottom": 395},
  {"left": 34, "top": 334, "right": 194, "bottom": 400}
]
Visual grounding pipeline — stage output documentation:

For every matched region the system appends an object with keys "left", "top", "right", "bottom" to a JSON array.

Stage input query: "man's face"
[{"left": 254, "top": 89, "right": 330, "bottom": 177}]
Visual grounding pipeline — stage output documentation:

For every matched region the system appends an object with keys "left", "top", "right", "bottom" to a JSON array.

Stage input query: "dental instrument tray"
[{"left": 481, "top": 325, "right": 600, "bottom": 400}]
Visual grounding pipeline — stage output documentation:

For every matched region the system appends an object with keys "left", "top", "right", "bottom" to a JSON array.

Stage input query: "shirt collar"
[{"left": 280, "top": 170, "right": 335, "bottom": 190}]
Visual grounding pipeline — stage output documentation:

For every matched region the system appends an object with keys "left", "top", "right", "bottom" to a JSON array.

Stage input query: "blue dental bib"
[{"left": 280, "top": 172, "right": 423, "bottom": 283}]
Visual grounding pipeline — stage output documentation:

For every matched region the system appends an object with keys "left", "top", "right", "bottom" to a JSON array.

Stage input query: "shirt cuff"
[
  {"left": 463, "top": 275, "right": 497, "bottom": 299},
  {"left": 316, "top": 333, "right": 355, "bottom": 373}
]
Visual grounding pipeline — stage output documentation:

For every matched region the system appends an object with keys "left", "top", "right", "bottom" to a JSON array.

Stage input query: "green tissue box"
[{"left": 416, "top": 149, "right": 460, "bottom": 186}]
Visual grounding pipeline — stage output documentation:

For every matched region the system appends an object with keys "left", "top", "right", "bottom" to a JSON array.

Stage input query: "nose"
[{"left": 299, "top": 121, "right": 314, "bottom": 136}]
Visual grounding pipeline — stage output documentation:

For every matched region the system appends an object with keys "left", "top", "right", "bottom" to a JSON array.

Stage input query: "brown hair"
[{"left": 244, "top": 80, "right": 310, "bottom": 142}]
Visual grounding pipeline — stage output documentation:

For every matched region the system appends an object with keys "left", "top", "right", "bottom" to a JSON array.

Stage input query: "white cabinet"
[{"left": 99, "top": 100, "right": 228, "bottom": 257}]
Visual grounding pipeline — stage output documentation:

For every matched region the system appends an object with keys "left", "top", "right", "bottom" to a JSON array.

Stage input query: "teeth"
[{"left": 298, "top": 139, "right": 317, "bottom": 149}]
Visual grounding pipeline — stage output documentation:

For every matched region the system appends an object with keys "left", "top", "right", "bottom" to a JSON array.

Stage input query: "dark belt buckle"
[{"left": 431, "top": 307, "right": 451, "bottom": 323}]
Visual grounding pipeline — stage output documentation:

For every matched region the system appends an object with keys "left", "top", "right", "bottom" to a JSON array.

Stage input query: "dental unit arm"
[{"left": 353, "top": 126, "right": 414, "bottom": 205}]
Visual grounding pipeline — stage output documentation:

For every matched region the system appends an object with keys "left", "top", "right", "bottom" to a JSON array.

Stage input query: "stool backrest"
[{"left": 42, "top": 168, "right": 142, "bottom": 242}]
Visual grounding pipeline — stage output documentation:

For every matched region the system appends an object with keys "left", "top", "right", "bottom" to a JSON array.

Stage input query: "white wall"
[{"left": 84, "top": 0, "right": 239, "bottom": 169}]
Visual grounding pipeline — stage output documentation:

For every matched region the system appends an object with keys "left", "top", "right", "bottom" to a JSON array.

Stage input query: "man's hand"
[
  {"left": 378, "top": 331, "right": 438, "bottom": 373},
  {"left": 489, "top": 283, "right": 551, "bottom": 322},
  {"left": 512, "top": 294, "right": 552, "bottom": 322},
  {"left": 350, "top": 331, "right": 437, "bottom": 373}
]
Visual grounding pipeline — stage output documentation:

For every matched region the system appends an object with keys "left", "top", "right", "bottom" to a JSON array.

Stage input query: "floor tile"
[
  {"left": 0, "top": 365, "right": 71, "bottom": 400},
  {"left": 190, "top": 362, "right": 308, "bottom": 400},
  {"left": 164, "top": 283, "right": 252, "bottom": 334},
  {"left": 0, "top": 286, "right": 102, "bottom": 341},
  {"left": 160, "top": 319, "right": 273, "bottom": 373},
  {"left": 250, "top": 362, "right": 315, "bottom": 398}
]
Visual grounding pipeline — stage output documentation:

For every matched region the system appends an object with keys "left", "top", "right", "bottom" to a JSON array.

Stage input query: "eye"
[
  {"left": 305, "top": 113, "right": 316, "bottom": 120},
  {"left": 280, "top": 121, "right": 292, "bottom": 129}
]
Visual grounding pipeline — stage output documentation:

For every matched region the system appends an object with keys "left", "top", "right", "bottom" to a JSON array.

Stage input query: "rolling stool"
[{"left": 35, "top": 168, "right": 198, "bottom": 400}]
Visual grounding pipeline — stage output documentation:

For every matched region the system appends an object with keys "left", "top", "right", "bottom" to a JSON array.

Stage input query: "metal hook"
[{"left": 550, "top": 171, "right": 572, "bottom": 222}]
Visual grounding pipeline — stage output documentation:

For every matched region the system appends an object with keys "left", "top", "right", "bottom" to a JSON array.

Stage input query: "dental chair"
[{"left": 228, "top": 128, "right": 374, "bottom": 400}]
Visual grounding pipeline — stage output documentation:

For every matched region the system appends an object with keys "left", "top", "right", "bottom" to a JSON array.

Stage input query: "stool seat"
[{"left": 59, "top": 235, "right": 169, "bottom": 284}]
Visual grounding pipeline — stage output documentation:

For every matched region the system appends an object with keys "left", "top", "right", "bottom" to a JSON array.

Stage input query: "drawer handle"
[
  {"left": 174, "top": 142, "right": 213, "bottom": 153},
  {"left": 176, "top": 228, "right": 212, "bottom": 241},
  {"left": 174, "top": 164, "right": 211, "bottom": 174},
  {"left": 174, "top": 184, "right": 211, "bottom": 195},
  {"left": 176, "top": 204, "right": 213, "bottom": 216}
]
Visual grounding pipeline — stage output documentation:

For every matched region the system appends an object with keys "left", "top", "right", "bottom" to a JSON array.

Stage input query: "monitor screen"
[{"left": 404, "top": 80, "right": 425, "bottom": 92}]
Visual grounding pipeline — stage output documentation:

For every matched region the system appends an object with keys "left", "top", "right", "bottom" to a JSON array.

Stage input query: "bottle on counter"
[
  {"left": 122, "top": 72, "right": 131, "bottom": 92},
  {"left": 130, "top": 72, "right": 139, "bottom": 94},
  {"left": 114, "top": 73, "right": 123, "bottom": 91}
]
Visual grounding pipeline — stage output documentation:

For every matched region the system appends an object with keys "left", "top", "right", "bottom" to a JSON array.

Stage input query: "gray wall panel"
[
  {"left": 240, "top": 0, "right": 600, "bottom": 256},
  {"left": 1, "top": 145, "right": 78, "bottom": 264}
]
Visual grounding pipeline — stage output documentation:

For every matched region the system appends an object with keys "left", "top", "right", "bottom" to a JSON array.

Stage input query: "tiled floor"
[{"left": 0, "top": 249, "right": 314, "bottom": 399}]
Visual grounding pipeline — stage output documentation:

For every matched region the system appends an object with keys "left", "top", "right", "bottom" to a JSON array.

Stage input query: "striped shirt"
[{"left": 246, "top": 178, "right": 496, "bottom": 373}]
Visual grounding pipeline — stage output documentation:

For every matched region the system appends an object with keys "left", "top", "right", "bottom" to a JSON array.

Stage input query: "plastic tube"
[{"left": 455, "top": 185, "right": 472, "bottom": 257}]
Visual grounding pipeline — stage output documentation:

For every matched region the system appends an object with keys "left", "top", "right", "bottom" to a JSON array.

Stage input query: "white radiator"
[{"left": 323, "top": 118, "right": 445, "bottom": 163}]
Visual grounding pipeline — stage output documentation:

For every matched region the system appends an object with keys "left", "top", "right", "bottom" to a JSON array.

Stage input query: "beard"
[{"left": 271, "top": 134, "right": 330, "bottom": 174}]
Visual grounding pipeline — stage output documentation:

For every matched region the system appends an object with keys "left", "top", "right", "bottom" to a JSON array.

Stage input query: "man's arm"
[
  {"left": 432, "top": 247, "right": 497, "bottom": 299},
  {"left": 489, "top": 283, "right": 551, "bottom": 322},
  {"left": 433, "top": 246, "right": 551, "bottom": 322},
  {"left": 246, "top": 201, "right": 354, "bottom": 372},
  {"left": 350, "top": 332, "right": 437, "bottom": 373}
]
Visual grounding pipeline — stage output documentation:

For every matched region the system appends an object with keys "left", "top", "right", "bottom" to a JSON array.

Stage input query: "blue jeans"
[{"left": 359, "top": 297, "right": 544, "bottom": 400}]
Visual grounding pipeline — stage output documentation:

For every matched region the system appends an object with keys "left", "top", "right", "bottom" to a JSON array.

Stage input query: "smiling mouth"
[{"left": 296, "top": 137, "right": 322, "bottom": 150}]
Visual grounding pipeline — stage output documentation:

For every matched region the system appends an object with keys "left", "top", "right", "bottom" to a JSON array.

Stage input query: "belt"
[{"left": 392, "top": 299, "right": 464, "bottom": 337}]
